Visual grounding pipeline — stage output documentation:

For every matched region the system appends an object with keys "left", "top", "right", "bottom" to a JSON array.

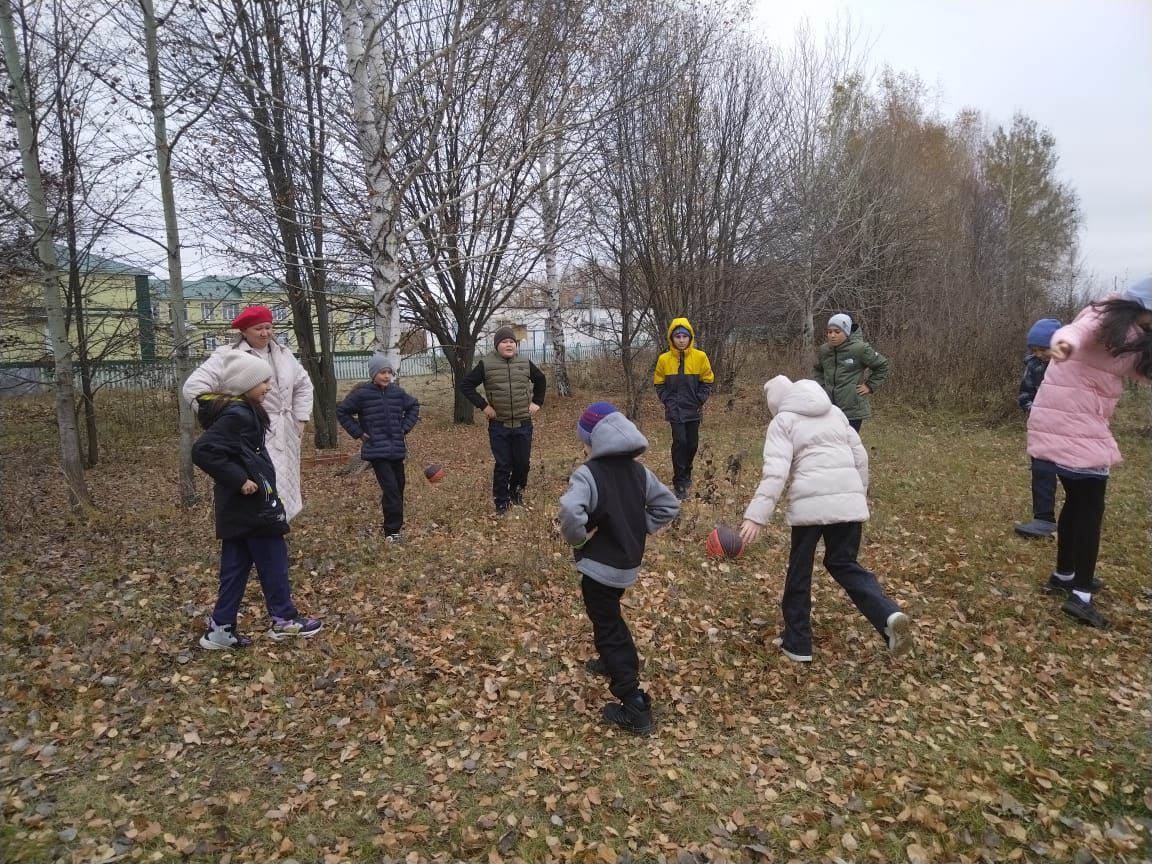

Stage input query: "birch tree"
[
  {"left": 335, "top": 0, "right": 481, "bottom": 360},
  {"left": 0, "top": 0, "right": 88, "bottom": 508}
]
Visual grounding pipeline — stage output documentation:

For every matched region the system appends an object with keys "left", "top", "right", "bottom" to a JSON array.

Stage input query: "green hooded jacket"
[{"left": 812, "top": 332, "right": 890, "bottom": 420}]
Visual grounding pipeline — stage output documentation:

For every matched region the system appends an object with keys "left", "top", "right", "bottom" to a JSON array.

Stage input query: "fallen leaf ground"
[{"left": 1, "top": 377, "right": 1150, "bottom": 864}]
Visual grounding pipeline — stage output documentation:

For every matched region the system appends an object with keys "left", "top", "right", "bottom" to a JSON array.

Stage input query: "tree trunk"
[
  {"left": 141, "top": 0, "right": 197, "bottom": 507},
  {"left": 0, "top": 0, "right": 89, "bottom": 509},
  {"left": 540, "top": 147, "right": 571, "bottom": 397},
  {"left": 338, "top": 0, "right": 405, "bottom": 360},
  {"left": 449, "top": 342, "right": 476, "bottom": 425}
]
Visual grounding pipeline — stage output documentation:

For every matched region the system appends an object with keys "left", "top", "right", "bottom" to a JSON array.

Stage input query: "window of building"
[
  {"left": 223, "top": 303, "right": 239, "bottom": 321},
  {"left": 273, "top": 305, "right": 288, "bottom": 322},
  {"left": 203, "top": 335, "right": 218, "bottom": 351},
  {"left": 151, "top": 302, "right": 160, "bottom": 321},
  {"left": 201, "top": 302, "right": 214, "bottom": 321}
]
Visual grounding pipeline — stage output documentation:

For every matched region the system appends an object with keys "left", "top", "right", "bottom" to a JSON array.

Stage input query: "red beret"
[{"left": 231, "top": 305, "right": 274, "bottom": 331}]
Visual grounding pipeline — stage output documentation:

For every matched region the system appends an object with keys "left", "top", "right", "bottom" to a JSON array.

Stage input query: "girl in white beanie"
[{"left": 191, "top": 351, "right": 322, "bottom": 649}]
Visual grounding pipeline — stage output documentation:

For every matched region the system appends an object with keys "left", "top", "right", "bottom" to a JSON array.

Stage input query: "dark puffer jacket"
[
  {"left": 336, "top": 381, "right": 420, "bottom": 461},
  {"left": 191, "top": 396, "right": 290, "bottom": 540}
]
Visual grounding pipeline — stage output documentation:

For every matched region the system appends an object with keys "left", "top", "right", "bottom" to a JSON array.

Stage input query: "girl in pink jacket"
[
  {"left": 738, "top": 375, "right": 912, "bottom": 662},
  {"left": 1027, "top": 277, "right": 1152, "bottom": 628}
]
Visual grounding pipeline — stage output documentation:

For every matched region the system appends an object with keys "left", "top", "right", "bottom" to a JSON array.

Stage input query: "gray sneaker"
[
  {"left": 1014, "top": 519, "right": 1057, "bottom": 538},
  {"left": 385, "top": 533, "right": 403, "bottom": 545},
  {"left": 199, "top": 618, "right": 253, "bottom": 651}
]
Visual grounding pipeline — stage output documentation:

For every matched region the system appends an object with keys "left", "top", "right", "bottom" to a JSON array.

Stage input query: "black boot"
[{"left": 601, "top": 692, "right": 653, "bottom": 736}]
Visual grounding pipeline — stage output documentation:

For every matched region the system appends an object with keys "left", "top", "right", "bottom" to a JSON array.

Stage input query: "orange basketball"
[
  {"left": 424, "top": 463, "right": 445, "bottom": 483},
  {"left": 706, "top": 525, "right": 744, "bottom": 560}
]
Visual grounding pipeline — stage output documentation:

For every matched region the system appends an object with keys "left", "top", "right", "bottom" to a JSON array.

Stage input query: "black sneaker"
[
  {"left": 601, "top": 692, "right": 653, "bottom": 736},
  {"left": 510, "top": 489, "right": 525, "bottom": 508},
  {"left": 584, "top": 657, "right": 609, "bottom": 677},
  {"left": 673, "top": 486, "right": 688, "bottom": 501},
  {"left": 1060, "top": 595, "right": 1108, "bottom": 628},
  {"left": 1045, "top": 573, "right": 1104, "bottom": 595},
  {"left": 494, "top": 501, "right": 512, "bottom": 517}
]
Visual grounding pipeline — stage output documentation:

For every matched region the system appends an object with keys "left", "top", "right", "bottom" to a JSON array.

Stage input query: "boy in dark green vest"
[{"left": 461, "top": 327, "right": 547, "bottom": 513}]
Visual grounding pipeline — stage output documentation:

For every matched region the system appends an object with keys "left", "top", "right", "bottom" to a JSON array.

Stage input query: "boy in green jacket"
[{"left": 813, "top": 313, "right": 889, "bottom": 431}]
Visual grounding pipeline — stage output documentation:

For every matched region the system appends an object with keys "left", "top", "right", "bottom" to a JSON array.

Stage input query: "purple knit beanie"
[{"left": 578, "top": 402, "right": 618, "bottom": 446}]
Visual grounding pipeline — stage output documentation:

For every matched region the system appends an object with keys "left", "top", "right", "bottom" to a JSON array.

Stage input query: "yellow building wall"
[{"left": 0, "top": 272, "right": 144, "bottom": 363}]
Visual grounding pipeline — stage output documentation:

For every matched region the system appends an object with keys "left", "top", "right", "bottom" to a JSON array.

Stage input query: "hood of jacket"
[
  {"left": 666, "top": 317, "right": 696, "bottom": 350},
  {"left": 765, "top": 377, "right": 832, "bottom": 418},
  {"left": 588, "top": 411, "right": 649, "bottom": 458}
]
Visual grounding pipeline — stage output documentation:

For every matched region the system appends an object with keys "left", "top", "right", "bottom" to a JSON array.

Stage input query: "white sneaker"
[
  {"left": 885, "top": 612, "right": 913, "bottom": 658},
  {"left": 771, "top": 637, "right": 812, "bottom": 663}
]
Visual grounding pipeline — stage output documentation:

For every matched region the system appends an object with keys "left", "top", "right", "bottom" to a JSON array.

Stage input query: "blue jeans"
[
  {"left": 212, "top": 535, "right": 297, "bottom": 625},
  {"left": 780, "top": 522, "right": 898, "bottom": 655},
  {"left": 488, "top": 420, "right": 533, "bottom": 507}
]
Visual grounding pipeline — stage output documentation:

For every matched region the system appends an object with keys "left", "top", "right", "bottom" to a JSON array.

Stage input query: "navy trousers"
[
  {"left": 371, "top": 458, "right": 406, "bottom": 534},
  {"left": 780, "top": 522, "right": 898, "bottom": 655},
  {"left": 488, "top": 421, "right": 533, "bottom": 507},
  {"left": 212, "top": 535, "right": 297, "bottom": 625},
  {"left": 581, "top": 575, "right": 641, "bottom": 701},
  {"left": 1030, "top": 457, "right": 1058, "bottom": 522}
]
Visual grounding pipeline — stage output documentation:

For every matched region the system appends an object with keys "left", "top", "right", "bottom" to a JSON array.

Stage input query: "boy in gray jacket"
[{"left": 559, "top": 402, "right": 680, "bottom": 735}]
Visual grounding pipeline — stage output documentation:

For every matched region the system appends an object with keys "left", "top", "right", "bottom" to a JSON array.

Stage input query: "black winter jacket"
[
  {"left": 336, "top": 382, "right": 420, "bottom": 461},
  {"left": 191, "top": 397, "right": 290, "bottom": 540}
]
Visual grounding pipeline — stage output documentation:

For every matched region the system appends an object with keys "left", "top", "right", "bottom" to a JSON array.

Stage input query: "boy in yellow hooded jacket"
[{"left": 653, "top": 317, "right": 714, "bottom": 499}]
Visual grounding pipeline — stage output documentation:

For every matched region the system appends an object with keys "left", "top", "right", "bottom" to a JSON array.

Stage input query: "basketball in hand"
[
  {"left": 706, "top": 524, "right": 744, "bottom": 560},
  {"left": 424, "top": 463, "right": 445, "bottom": 483}
]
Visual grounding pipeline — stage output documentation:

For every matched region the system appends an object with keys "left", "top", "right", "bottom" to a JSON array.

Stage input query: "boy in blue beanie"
[{"left": 1014, "top": 318, "right": 1061, "bottom": 538}]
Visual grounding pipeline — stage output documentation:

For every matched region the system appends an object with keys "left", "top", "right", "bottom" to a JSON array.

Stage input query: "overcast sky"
[{"left": 751, "top": 0, "right": 1152, "bottom": 292}]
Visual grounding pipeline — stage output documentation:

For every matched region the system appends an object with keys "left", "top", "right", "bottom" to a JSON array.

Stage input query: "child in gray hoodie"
[{"left": 559, "top": 402, "right": 680, "bottom": 735}]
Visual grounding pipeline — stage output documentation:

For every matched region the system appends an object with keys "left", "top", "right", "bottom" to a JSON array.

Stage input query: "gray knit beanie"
[{"left": 368, "top": 353, "right": 397, "bottom": 379}]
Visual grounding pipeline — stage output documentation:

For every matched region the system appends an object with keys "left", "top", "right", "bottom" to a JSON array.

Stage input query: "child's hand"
[
  {"left": 1049, "top": 340, "right": 1072, "bottom": 360},
  {"left": 856, "top": 383, "right": 872, "bottom": 395},
  {"left": 241, "top": 479, "right": 258, "bottom": 495},
  {"left": 361, "top": 433, "right": 370, "bottom": 442},
  {"left": 739, "top": 520, "right": 761, "bottom": 545},
  {"left": 483, "top": 405, "right": 497, "bottom": 419}
]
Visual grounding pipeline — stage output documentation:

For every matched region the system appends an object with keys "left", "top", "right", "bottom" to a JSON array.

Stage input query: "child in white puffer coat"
[{"left": 739, "top": 375, "right": 912, "bottom": 663}]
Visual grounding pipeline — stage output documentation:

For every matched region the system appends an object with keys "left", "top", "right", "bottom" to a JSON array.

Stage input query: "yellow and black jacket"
[{"left": 653, "top": 317, "right": 714, "bottom": 423}]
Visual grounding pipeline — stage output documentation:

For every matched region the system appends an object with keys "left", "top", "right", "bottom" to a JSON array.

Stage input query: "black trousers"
[
  {"left": 669, "top": 420, "right": 700, "bottom": 489},
  {"left": 488, "top": 421, "right": 533, "bottom": 507},
  {"left": 581, "top": 575, "right": 641, "bottom": 701},
  {"left": 848, "top": 418, "right": 864, "bottom": 432},
  {"left": 781, "top": 522, "right": 898, "bottom": 655},
  {"left": 1055, "top": 474, "right": 1107, "bottom": 590},
  {"left": 370, "top": 458, "right": 406, "bottom": 534}
]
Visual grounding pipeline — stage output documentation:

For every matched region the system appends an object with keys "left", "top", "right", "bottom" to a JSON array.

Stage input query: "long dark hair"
[
  {"left": 1090, "top": 297, "right": 1152, "bottom": 378},
  {"left": 243, "top": 395, "right": 272, "bottom": 428}
]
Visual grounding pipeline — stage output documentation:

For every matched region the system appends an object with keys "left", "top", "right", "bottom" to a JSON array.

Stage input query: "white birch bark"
[
  {"left": 337, "top": 0, "right": 404, "bottom": 357},
  {"left": 0, "top": 0, "right": 89, "bottom": 509}
]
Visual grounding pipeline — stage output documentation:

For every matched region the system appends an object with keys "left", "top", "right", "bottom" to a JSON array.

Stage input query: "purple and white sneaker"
[{"left": 268, "top": 617, "right": 323, "bottom": 640}]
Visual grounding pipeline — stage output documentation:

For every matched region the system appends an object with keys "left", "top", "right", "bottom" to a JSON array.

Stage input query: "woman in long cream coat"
[{"left": 183, "top": 305, "right": 313, "bottom": 521}]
